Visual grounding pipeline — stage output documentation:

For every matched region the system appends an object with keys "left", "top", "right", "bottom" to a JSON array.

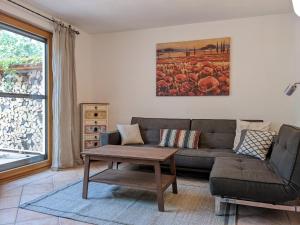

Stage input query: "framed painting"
[{"left": 156, "top": 37, "right": 230, "bottom": 96}]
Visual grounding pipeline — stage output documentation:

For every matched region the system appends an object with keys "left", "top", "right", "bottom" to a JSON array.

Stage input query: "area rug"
[{"left": 20, "top": 180, "right": 236, "bottom": 225}]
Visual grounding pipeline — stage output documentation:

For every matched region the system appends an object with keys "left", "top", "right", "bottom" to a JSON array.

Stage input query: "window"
[{"left": 0, "top": 13, "right": 52, "bottom": 178}]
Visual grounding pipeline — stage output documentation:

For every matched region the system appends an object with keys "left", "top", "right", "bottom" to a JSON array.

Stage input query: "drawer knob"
[
  {"left": 94, "top": 121, "right": 97, "bottom": 124},
  {"left": 94, "top": 113, "right": 98, "bottom": 117},
  {"left": 94, "top": 127, "right": 98, "bottom": 132},
  {"left": 94, "top": 142, "right": 98, "bottom": 146}
]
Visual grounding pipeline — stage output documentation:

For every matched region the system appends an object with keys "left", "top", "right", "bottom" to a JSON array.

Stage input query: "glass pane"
[
  {"left": 0, "top": 97, "right": 46, "bottom": 154},
  {"left": 0, "top": 29, "right": 45, "bottom": 95}
]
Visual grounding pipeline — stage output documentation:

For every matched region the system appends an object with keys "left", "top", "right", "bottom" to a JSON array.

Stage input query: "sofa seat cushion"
[
  {"left": 210, "top": 157, "right": 297, "bottom": 203},
  {"left": 174, "top": 148, "right": 245, "bottom": 170},
  {"left": 119, "top": 145, "right": 240, "bottom": 171}
]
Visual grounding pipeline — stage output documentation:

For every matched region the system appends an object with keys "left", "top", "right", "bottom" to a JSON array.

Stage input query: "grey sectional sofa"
[
  {"left": 101, "top": 117, "right": 300, "bottom": 212},
  {"left": 101, "top": 117, "right": 257, "bottom": 172}
]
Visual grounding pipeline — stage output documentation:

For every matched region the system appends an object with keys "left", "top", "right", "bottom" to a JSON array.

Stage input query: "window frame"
[{"left": 0, "top": 12, "right": 53, "bottom": 182}]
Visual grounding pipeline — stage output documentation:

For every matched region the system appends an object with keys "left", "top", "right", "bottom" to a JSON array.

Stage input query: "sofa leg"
[
  {"left": 215, "top": 197, "right": 227, "bottom": 216},
  {"left": 219, "top": 197, "right": 300, "bottom": 212}
]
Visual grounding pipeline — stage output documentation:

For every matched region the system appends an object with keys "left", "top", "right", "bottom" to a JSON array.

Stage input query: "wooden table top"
[{"left": 81, "top": 145, "right": 178, "bottom": 162}]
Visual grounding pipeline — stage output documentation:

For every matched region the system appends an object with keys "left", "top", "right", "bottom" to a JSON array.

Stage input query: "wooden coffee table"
[{"left": 81, "top": 145, "right": 178, "bottom": 212}]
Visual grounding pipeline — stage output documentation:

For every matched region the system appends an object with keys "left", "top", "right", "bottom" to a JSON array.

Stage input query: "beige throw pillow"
[
  {"left": 233, "top": 120, "right": 271, "bottom": 150},
  {"left": 117, "top": 124, "right": 144, "bottom": 145}
]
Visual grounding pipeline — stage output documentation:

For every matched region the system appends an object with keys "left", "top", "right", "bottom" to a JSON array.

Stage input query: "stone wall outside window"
[{"left": 0, "top": 67, "right": 45, "bottom": 154}]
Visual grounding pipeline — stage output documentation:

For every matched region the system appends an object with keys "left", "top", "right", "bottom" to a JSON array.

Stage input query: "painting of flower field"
[{"left": 156, "top": 37, "right": 230, "bottom": 96}]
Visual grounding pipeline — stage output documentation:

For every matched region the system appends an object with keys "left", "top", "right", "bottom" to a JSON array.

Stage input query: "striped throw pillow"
[{"left": 158, "top": 129, "right": 201, "bottom": 149}]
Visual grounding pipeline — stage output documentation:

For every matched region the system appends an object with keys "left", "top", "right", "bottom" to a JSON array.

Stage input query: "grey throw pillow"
[{"left": 235, "top": 129, "right": 276, "bottom": 160}]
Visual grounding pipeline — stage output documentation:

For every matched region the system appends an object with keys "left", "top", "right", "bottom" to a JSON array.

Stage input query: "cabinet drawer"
[
  {"left": 84, "top": 105, "right": 108, "bottom": 111},
  {"left": 85, "top": 119, "right": 107, "bottom": 125},
  {"left": 85, "top": 134, "right": 100, "bottom": 141},
  {"left": 85, "top": 110, "right": 107, "bottom": 119},
  {"left": 84, "top": 125, "right": 106, "bottom": 134},
  {"left": 84, "top": 140, "right": 100, "bottom": 149}
]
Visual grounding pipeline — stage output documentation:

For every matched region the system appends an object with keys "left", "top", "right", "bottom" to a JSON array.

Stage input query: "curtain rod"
[{"left": 7, "top": 0, "right": 80, "bottom": 34}]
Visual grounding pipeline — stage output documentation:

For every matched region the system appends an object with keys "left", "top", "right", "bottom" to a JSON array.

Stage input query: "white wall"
[
  {"left": 294, "top": 18, "right": 300, "bottom": 127},
  {"left": 91, "top": 14, "right": 299, "bottom": 131},
  {"left": 1, "top": 2, "right": 299, "bottom": 131},
  {"left": 0, "top": 1, "right": 95, "bottom": 103}
]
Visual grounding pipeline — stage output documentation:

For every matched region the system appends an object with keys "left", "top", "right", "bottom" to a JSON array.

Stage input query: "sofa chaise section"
[
  {"left": 210, "top": 157, "right": 296, "bottom": 203},
  {"left": 210, "top": 124, "right": 300, "bottom": 211}
]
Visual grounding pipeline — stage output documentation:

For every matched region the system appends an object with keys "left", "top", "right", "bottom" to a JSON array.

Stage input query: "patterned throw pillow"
[
  {"left": 158, "top": 129, "right": 201, "bottom": 149},
  {"left": 233, "top": 120, "right": 271, "bottom": 150},
  {"left": 235, "top": 130, "right": 276, "bottom": 160}
]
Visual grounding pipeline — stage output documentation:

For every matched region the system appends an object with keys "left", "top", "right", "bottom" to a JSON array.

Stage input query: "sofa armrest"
[{"left": 100, "top": 131, "right": 121, "bottom": 146}]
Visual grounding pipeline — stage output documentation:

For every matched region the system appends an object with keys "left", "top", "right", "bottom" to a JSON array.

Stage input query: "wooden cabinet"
[{"left": 80, "top": 103, "right": 109, "bottom": 151}]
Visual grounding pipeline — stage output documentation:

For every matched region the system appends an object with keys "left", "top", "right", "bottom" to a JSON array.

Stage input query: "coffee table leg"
[
  {"left": 154, "top": 162, "right": 164, "bottom": 212},
  {"left": 170, "top": 155, "right": 178, "bottom": 194},
  {"left": 108, "top": 161, "right": 113, "bottom": 169},
  {"left": 82, "top": 155, "right": 90, "bottom": 199}
]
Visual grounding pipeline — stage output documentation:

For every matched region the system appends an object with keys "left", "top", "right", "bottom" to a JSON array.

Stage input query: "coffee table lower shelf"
[
  {"left": 81, "top": 146, "right": 178, "bottom": 212},
  {"left": 90, "top": 169, "right": 175, "bottom": 192}
]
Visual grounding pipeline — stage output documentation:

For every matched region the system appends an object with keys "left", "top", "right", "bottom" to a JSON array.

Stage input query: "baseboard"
[{"left": 0, "top": 160, "right": 51, "bottom": 184}]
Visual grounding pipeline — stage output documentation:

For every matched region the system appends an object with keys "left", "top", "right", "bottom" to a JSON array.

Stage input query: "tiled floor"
[{"left": 0, "top": 162, "right": 299, "bottom": 225}]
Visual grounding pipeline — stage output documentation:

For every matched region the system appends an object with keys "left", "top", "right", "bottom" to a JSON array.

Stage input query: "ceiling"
[{"left": 20, "top": 0, "right": 293, "bottom": 34}]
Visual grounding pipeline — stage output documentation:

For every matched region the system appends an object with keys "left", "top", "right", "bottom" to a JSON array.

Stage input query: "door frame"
[{"left": 0, "top": 12, "right": 53, "bottom": 183}]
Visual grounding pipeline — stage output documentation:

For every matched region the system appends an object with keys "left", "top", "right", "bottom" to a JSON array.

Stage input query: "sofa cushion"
[
  {"left": 210, "top": 157, "right": 298, "bottom": 203},
  {"left": 270, "top": 125, "right": 300, "bottom": 192},
  {"left": 122, "top": 144, "right": 243, "bottom": 171},
  {"left": 191, "top": 119, "right": 236, "bottom": 149},
  {"left": 175, "top": 148, "right": 245, "bottom": 170},
  {"left": 131, "top": 117, "right": 190, "bottom": 144}
]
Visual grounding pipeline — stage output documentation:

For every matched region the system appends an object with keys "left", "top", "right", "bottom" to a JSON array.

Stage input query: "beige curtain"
[{"left": 52, "top": 22, "right": 82, "bottom": 169}]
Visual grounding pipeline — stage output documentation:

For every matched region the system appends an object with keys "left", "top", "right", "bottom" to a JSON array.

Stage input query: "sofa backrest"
[
  {"left": 131, "top": 117, "right": 263, "bottom": 149},
  {"left": 131, "top": 117, "right": 190, "bottom": 144},
  {"left": 270, "top": 124, "right": 300, "bottom": 191},
  {"left": 191, "top": 119, "right": 236, "bottom": 149}
]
